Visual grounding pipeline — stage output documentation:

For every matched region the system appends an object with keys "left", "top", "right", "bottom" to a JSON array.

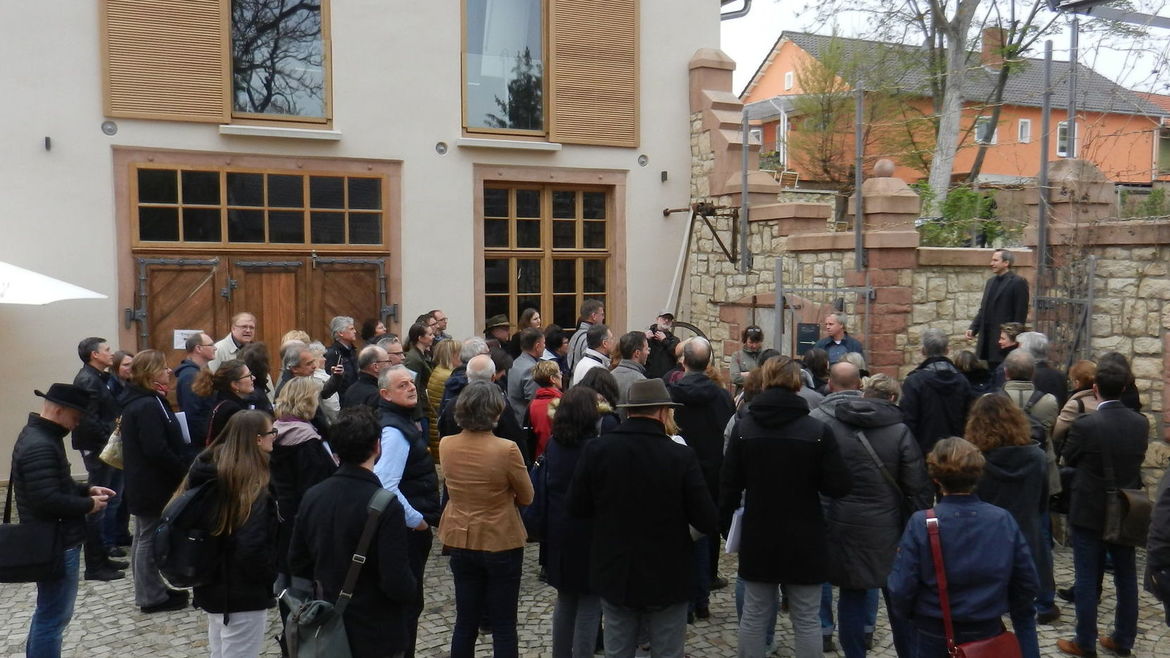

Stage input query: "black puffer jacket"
[
  {"left": 72, "top": 364, "right": 121, "bottom": 451},
  {"left": 270, "top": 418, "right": 337, "bottom": 571},
  {"left": 121, "top": 385, "right": 195, "bottom": 517},
  {"left": 720, "top": 387, "right": 852, "bottom": 584},
  {"left": 669, "top": 372, "right": 735, "bottom": 496},
  {"left": 977, "top": 442, "right": 1051, "bottom": 596},
  {"left": 900, "top": 356, "right": 973, "bottom": 454},
  {"left": 812, "top": 393, "right": 932, "bottom": 590},
  {"left": 11, "top": 414, "right": 93, "bottom": 547},
  {"left": 185, "top": 452, "right": 279, "bottom": 614}
]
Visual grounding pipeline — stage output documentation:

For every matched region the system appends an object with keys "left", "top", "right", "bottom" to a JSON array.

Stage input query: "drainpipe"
[{"left": 720, "top": 0, "right": 752, "bottom": 21}]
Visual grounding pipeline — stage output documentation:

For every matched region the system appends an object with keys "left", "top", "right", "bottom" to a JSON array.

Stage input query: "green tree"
[{"left": 485, "top": 48, "right": 543, "bottom": 131}]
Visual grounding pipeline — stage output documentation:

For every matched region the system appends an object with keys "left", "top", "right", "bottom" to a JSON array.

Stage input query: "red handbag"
[{"left": 925, "top": 509, "right": 1023, "bottom": 658}]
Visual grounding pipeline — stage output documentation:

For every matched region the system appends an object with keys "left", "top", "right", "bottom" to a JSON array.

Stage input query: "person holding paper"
[{"left": 118, "top": 349, "right": 198, "bottom": 613}]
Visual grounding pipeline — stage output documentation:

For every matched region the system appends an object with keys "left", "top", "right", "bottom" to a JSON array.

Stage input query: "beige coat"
[
  {"left": 1053, "top": 388, "right": 1100, "bottom": 449},
  {"left": 438, "top": 430, "right": 534, "bottom": 551}
]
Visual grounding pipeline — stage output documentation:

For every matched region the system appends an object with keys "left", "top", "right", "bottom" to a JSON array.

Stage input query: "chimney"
[{"left": 981, "top": 27, "right": 1006, "bottom": 70}]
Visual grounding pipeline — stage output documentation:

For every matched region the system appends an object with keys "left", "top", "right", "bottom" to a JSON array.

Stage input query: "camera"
[{"left": 649, "top": 324, "right": 658, "bottom": 333}]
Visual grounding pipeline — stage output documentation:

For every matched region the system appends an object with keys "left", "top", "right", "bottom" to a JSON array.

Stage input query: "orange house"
[{"left": 741, "top": 32, "right": 1170, "bottom": 186}]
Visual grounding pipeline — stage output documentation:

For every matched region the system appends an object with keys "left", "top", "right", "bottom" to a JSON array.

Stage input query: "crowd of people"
[{"left": 8, "top": 265, "right": 1170, "bottom": 658}]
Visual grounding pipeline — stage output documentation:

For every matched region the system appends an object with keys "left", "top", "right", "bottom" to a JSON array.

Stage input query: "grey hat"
[{"left": 617, "top": 378, "right": 682, "bottom": 408}]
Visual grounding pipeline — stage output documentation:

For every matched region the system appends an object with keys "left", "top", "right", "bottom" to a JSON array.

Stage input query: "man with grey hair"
[
  {"left": 669, "top": 336, "right": 735, "bottom": 597},
  {"left": 374, "top": 364, "right": 440, "bottom": 657},
  {"left": 439, "top": 337, "right": 491, "bottom": 419},
  {"left": 439, "top": 353, "right": 530, "bottom": 461},
  {"left": 342, "top": 344, "right": 390, "bottom": 410},
  {"left": 1016, "top": 331, "right": 1067, "bottom": 408},
  {"left": 899, "top": 328, "right": 973, "bottom": 455},
  {"left": 324, "top": 315, "right": 359, "bottom": 394},
  {"left": 813, "top": 313, "right": 865, "bottom": 364},
  {"left": 966, "top": 248, "right": 1029, "bottom": 369}
]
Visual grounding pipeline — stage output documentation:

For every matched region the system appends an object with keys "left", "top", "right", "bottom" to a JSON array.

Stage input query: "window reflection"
[
  {"left": 231, "top": 0, "right": 325, "bottom": 118},
  {"left": 464, "top": 0, "right": 544, "bottom": 131}
]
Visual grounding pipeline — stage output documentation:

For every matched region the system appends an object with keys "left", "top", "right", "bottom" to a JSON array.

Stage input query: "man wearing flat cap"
[
  {"left": 483, "top": 314, "right": 512, "bottom": 352},
  {"left": 568, "top": 378, "right": 718, "bottom": 657},
  {"left": 12, "top": 384, "right": 117, "bottom": 656}
]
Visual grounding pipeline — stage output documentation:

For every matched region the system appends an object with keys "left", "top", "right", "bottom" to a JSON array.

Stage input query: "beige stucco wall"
[{"left": 0, "top": 1, "right": 721, "bottom": 476}]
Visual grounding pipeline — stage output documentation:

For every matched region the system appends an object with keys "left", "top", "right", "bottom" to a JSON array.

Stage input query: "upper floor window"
[
  {"left": 1158, "top": 126, "right": 1170, "bottom": 175},
  {"left": 464, "top": 0, "right": 545, "bottom": 133},
  {"left": 784, "top": 71, "right": 794, "bottom": 91},
  {"left": 1017, "top": 118, "right": 1032, "bottom": 144},
  {"left": 974, "top": 116, "right": 997, "bottom": 145},
  {"left": 231, "top": 0, "right": 328, "bottom": 119},
  {"left": 1057, "top": 121, "right": 1077, "bottom": 157}
]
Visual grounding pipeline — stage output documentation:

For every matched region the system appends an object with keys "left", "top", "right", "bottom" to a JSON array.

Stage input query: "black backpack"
[{"left": 154, "top": 480, "right": 224, "bottom": 589}]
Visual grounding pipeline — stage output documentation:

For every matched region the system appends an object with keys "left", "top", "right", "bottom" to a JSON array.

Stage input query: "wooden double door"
[{"left": 130, "top": 254, "right": 391, "bottom": 363}]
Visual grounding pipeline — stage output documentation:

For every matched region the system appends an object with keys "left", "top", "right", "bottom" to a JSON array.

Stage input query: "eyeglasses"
[
  {"left": 257, "top": 429, "right": 278, "bottom": 438},
  {"left": 236, "top": 373, "right": 255, "bottom": 381},
  {"left": 386, "top": 351, "right": 405, "bottom": 356},
  {"left": 234, "top": 324, "right": 256, "bottom": 331},
  {"left": 375, "top": 359, "right": 393, "bottom": 364}
]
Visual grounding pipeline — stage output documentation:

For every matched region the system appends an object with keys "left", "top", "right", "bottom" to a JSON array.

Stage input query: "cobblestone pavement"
[{"left": 0, "top": 539, "right": 1167, "bottom": 657}]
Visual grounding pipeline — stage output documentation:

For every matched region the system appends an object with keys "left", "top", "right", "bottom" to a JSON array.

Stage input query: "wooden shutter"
[
  {"left": 549, "top": 0, "right": 639, "bottom": 147},
  {"left": 102, "top": 0, "right": 228, "bottom": 123}
]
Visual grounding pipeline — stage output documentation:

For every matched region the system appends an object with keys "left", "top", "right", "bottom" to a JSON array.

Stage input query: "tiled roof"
[{"left": 772, "top": 31, "right": 1166, "bottom": 118}]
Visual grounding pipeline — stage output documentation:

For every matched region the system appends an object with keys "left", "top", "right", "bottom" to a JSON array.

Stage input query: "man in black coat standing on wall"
[{"left": 966, "top": 248, "right": 1029, "bottom": 370}]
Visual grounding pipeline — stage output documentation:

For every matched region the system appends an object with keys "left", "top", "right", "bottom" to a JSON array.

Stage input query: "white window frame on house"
[
  {"left": 784, "top": 71, "right": 794, "bottom": 91},
  {"left": 749, "top": 127, "right": 762, "bottom": 146},
  {"left": 777, "top": 112, "right": 789, "bottom": 167},
  {"left": 1057, "top": 121, "right": 1077, "bottom": 157},
  {"left": 974, "top": 116, "right": 997, "bottom": 145},
  {"left": 1018, "top": 118, "right": 1032, "bottom": 144},
  {"left": 1156, "top": 124, "right": 1170, "bottom": 175}
]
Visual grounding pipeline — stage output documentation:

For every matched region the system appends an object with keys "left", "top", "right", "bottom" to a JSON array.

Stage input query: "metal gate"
[
  {"left": 1033, "top": 255, "right": 1096, "bottom": 373},
  {"left": 773, "top": 257, "right": 874, "bottom": 358}
]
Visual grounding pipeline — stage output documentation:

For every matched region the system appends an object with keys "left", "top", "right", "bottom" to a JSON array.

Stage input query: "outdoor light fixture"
[
  {"left": 101, "top": 121, "right": 118, "bottom": 136},
  {"left": 637, "top": 154, "right": 649, "bottom": 166},
  {"left": 435, "top": 141, "right": 448, "bottom": 155}
]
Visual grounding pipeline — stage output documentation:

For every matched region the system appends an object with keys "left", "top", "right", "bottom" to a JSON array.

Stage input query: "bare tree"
[{"left": 231, "top": 0, "right": 325, "bottom": 117}]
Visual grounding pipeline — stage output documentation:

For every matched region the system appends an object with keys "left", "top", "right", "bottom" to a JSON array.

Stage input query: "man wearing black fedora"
[
  {"left": 11, "top": 383, "right": 117, "bottom": 657},
  {"left": 483, "top": 314, "right": 512, "bottom": 351},
  {"left": 569, "top": 378, "right": 719, "bottom": 658}
]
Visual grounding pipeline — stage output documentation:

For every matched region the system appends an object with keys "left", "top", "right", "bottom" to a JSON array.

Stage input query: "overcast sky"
[{"left": 720, "top": 0, "right": 1170, "bottom": 96}]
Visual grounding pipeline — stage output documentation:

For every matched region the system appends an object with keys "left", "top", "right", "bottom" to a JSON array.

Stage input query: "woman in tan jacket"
[
  {"left": 438, "top": 381, "right": 534, "bottom": 658},
  {"left": 1053, "top": 360, "right": 1099, "bottom": 451}
]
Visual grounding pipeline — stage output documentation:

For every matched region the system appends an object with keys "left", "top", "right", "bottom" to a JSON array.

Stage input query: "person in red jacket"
[{"left": 528, "top": 360, "right": 563, "bottom": 458}]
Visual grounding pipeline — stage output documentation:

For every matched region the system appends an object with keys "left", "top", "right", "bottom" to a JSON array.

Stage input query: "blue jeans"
[
  {"left": 27, "top": 546, "right": 81, "bottom": 658},
  {"left": 1035, "top": 508, "right": 1056, "bottom": 613},
  {"left": 837, "top": 588, "right": 879, "bottom": 658},
  {"left": 911, "top": 619, "right": 1011, "bottom": 658},
  {"left": 819, "top": 584, "right": 878, "bottom": 635},
  {"left": 1071, "top": 525, "right": 1137, "bottom": 651},
  {"left": 448, "top": 547, "right": 523, "bottom": 658}
]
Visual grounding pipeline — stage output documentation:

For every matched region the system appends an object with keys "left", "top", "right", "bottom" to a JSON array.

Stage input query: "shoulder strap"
[
  {"left": 1023, "top": 389, "right": 1045, "bottom": 414},
  {"left": 1075, "top": 396, "right": 1085, "bottom": 415},
  {"left": 925, "top": 509, "right": 957, "bottom": 653},
  {"left": 335, "top": 488, "right": 394, "bottom": 615},
  {"left": 854, "top": 429, "right": 907, "bottom": 501}
]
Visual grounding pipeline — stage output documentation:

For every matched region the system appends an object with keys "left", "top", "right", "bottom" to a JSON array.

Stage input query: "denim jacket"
[{"left": 888, "top": 494, "right": 1040, "bottom": 658}]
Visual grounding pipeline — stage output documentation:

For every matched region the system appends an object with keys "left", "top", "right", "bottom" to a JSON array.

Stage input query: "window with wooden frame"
[
  {"left": 132, "top": 165, "right": 386, "bottom": 249},
  {"left": 482, "top": 185, "right": 610, "bottom": 329},
  {"left": 461, "top": 0, "right": 638, "bottom": 147},
  {"left": 102, "top": 0, "right": 332, "bottom": 124}
]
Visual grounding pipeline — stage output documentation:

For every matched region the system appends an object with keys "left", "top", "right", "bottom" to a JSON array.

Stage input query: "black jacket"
[
  {"left": 568, "top": 417, "right": 718, "bottom": 607},
  {"left": 811, "top": 394, "right": 932, "bottom": 590},
  {"left": 1147, "top": 467, "right": 1170, "bottom": 604},
  {"left": 437, "top": 380, "right": 530, "bottom": 465},
  {"left": 977, "top": 441, "right": 1053, "bottom": 595},
  {"left": 72, "top": 364, "right": 120, "bottom": 451},
  {"left": 669, "top": 372, "right": 735, "bottom": 496},
  {"left": 206, "top": 391, "right": 258, "bottom": 446},
  {"left": 900, "top": 356, "right": 973, "bottom": 455},
  {"left": 289, "top": 465, "right": 417, "bottom": 657},
  {"left": 543, "top": 434, "right": 596, "bottom": 594},
  {"left": 969, "top": 270, "right": 1029, "bottom": 364},
  {"left": 341, "top": 372, "right": 380, "bottom": 410},
  {"left": 271, "top": 418, "right": 337, "bottom": 571},
  {"left": 720, "top": 387, "right": 852, "bottom": 584},
  {"left": 645, "top": 331, "right": 680, "bottom": 380},
  {"left": 175, "top": 359, "right": 215, "bottom": 446},
  {"left": 121, "top": 386, "right": 196, "bottom": 517},
  {"left": 185, "top": 452, "right": 279, "bottom": 614},
  {"left": 323, "top": 341, "right": 359, "bottom": 394},
  {"left": 1063, "top": 402, "right": 1149, "bottom": 533},
  {"left": 1033, "top": 362, "right": 1068, "bottom": 409},
  {"left": 377, "top": 400, "right": 441, "bottom": 526},
  {"left": 12, "top": 414, "right": 92, "bottom": 547}
]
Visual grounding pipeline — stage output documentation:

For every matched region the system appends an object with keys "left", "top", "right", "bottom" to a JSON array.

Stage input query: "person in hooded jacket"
[
  {"left": 178, "top": 410, "right": 279, "bottom": 658},
  {"left": 120, "top": 349, "right": 197, "bottom": 613},
  {"left": 966, "top": 393, "right": 1052, "bottom": 624},
  {"left": 900, "top": 328, "right": 973, "bottom": 456},
  {"left": 720, "top": 355, "right": 852, "bottom": 658},
  {"left": 669, "top": 337, "right": 735, "bottom": 591},
  {"left": 811, "top": 368, "right": 932, "bottom": 658}
]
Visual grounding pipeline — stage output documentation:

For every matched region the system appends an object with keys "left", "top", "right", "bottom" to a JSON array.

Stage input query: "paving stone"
[{"left": 0, "top": 539, "right": 1167, "bottom": 656}]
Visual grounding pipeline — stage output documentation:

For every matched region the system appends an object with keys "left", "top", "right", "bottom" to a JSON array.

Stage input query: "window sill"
[
  {"left": 219, "top": 124, "right": 342, "bottom": 141},
  {"left": 456, "top": 137, "right": 562, "bottom": 152}
]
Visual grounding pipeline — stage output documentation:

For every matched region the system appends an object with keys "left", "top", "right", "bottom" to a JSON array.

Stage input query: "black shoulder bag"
[
  {"left": 0, "top": 469, "right": 66, "bottom": 583},
  {"left": 280, "top": 488, "right": 394, "bottom": 658}
]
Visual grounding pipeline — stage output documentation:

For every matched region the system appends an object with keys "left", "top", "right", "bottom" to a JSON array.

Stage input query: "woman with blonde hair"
[
  {"left": 888, "top": 437, "right": 1039, "bottom": 657},
  {"left": 120, "top": 349, "right": 196, "bottom": 613},
  {"left": 427, "top": 337, "right": 462, "bottom": 455},
  {"left": 176, "top": 410, "right": 279, "bottom": 657},
  {"left": 528, "top": 360, "right": 564, "bottom": 458}
]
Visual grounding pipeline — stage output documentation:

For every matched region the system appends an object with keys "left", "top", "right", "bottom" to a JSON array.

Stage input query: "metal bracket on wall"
[
  {"left": 220, "top": 278, "right": 238, "bottom": 302},
  {"left": 693, "top": 202, "right": 741, "bottom": 266},
  {"left": 310, "top": 252, "right": 397, "bottom": 323}
]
